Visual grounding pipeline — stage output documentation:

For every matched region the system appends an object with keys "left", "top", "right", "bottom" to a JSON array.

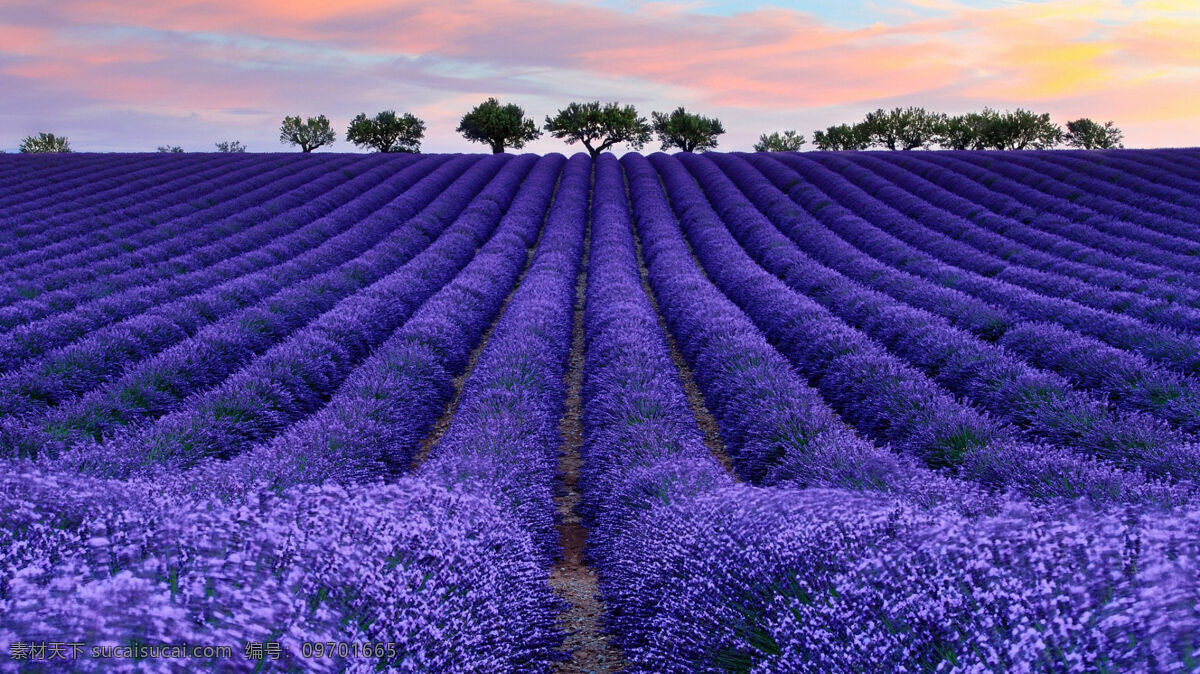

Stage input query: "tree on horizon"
[
  {"left": 20, "top": 133, "right": 72, "bottom": 153},
  {"left": 347, "top": 111, "right": 426, "bottom": 153},
  {"left": 544, "top": 101, "right": 651, "bottom": 157},
  {"left": 279, "top": 115, "right": 336, "bottom": 152},
  {"left": 457, "top": 98, "right": 541, "bottom": 154},
  {"left": 651, "top": 107, "right": 725, "bottom": 153},
  {"left": 754, "top": 130, "right": 806, "bottom": 152}
]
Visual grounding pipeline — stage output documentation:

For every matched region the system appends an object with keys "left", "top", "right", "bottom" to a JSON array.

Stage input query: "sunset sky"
[{"left": 1, "top": 0, "right": 1197, "bottom": 153}]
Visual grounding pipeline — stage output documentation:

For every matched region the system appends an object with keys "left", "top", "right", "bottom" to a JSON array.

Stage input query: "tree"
[
  {"left": 860, "top": 107, "right": 945, "bottom": 150},
  {"left": 754, "top": 130, "right": 806, "bottom": 152},
  {"left": 156, "top": 145, "right": 184, "bottom": 153},
  {"left": 215, "top": 140, "right": 246, "bottom": 153},
  {"left": 935, "top": 111, "right": 996, "bottom": 150},
  {"left": 457, "top": 97, "right": 540, "bottom": 154},
  {"left": 651, "top": 107, "right": 725, "bottom": 153},
  {"left": 980, "top": 109, "right": 1061, "bottom": 150},
  {"left": 19, "top": 133, "right": 71, "bottom": 153},
  {"left": 812, "top": 124, "right": 870, "bottom": 151},
  {"left": 1064, "top": 118, "right": 1124, "bottom": 149},
  {"left": 346, "top": 110, "right": 426, "bottom": 153},
  {"left": 279, "top": 115, "right": 336, "bottom": 152},
  {"left": 544, "top": 101, "right": 651, "bottom": 158}
]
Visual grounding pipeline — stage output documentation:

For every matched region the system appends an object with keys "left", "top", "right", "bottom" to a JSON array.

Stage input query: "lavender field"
[{"left": 2, "top": 148, "right": 1200, "bottom": 672}]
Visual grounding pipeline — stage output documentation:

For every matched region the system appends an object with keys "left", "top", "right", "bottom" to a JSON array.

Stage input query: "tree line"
[
  {"left": 272, "top": 99, "right": 727, "bottom": 157},
  {"left": 15, "top": 101, "right": 1124, "bottom": 154},
  {"left": 807, "top": 107, "right": 1124, "bottom": 151}
]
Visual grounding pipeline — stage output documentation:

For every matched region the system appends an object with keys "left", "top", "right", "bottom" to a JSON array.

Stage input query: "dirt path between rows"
[{"left": 549, "top": 197, "right": 628, "bottom": 673}]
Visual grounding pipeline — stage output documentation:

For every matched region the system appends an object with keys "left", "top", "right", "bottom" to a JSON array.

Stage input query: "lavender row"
[
  {"left": 0, "top": 158, "right": 567, "bottom": 672},
  {"left": 0, "top": 155, "right": 306, "bottom": 285},
  {"left": 839, "top": 151, "right": 1200, "bottom": 315},
  {"left": 963, "top": 151, "right": 1200, "bottom": 250},
  {"left": 663, "top": 153, "right": 1187, "bottom": 502},
  {"left": 576, "top": 153, "right": 734, "bottom": 537},
  {"left": 1035, "top": 149, "right": 1200, "bottom": 223},
  {"left": 0, "top": 155, "right": 376, "bottom": 327},
  {"left": 608, "top": 485, "right": 1200, "bottom": 671},
  {"left": 54, "top": 155, "right": 535, "bottom": 478},
  {"left": 1110, "top": 148, "right": 1200, "bottom": 185},
  {"left": 727, "top": 153, "right": 1200, "bottom": 444},
  {"left": 0, "top": 155, "right": 489, "bottom": 460},
  {"left": 0, "top": 157, "right": 425, "bottom": 375},
  {"left": 579, "top": 154, "right": 739, "bottom": 667},
  {"left": 0, "top": 155, "right": 352, "bottom": 295},
  {"left": 417, "top": 152, "right": 591, "bottom": 564},
  {"left": 623, "top": 153, "right": 980, "bottom": 503},
  {"left": 178, "top": 154, "right": 566, "bottom": 498},
  {"left": 927, "top": 150, "right": 1200, "bottom": 267},
  {"left": 584, "top": 157, "right": 1200, "bottom": 671},
  {"left": 960, "top": 151, "right": 1200, "bottom": 245},
  {"left": 792, "top": 152, "right": 1200, "bottom": 339},
  {"left": 0, "top": 155, "right": 262, "bottom": 265},
  {"left": 760, "top": 154, "right": 1200, "bottom": 380},
  {"left": 0, "top": 156, "right": 456, "bottom": 420},
  {"left": 747, "top": 152, "right": 1200, "bottom": 451},
  {"left": 0, "top": 468, "right": 565, "bottom": 671},
  {"left": 0, "top": 156, "right": 247, "bottom": 273},
  {"left": 696, "top": 153, "right": 1199, "bottom": 482},
  {"left": 869, "top": 150, "right": 1197, "bottom": 289},
  {"left": 997, "top": 321, "right": 1200, "bottom": 434},
  {"left": 753, "top": 152, "right": 1200, "bottom": 436},
  {"left": 0, "top": 152, "right": 187, "bottom": 210},
  {"left": 0, "top": 153, "right": 206, "bottom": 225},
  {"left": 822, "top": 152, "right": 1200, "bottom": 333},
  {"left": 919, "top": 152, "right": 1200, "bottom": 275},
  {"left": 0, "top": 153, "right": 120, "bottom": 202}
]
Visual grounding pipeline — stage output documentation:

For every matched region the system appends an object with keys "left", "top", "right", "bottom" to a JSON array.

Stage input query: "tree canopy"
[
  {"left": 935, "top": 112, "right": 995, "bottom": 150},
  {"left": 980, "top": 109, "right": 1062, "bottom": 150},
  {"left": 214, "top": 141, "right": 246, "bottom": 153},
  {"left": 754, "top": 130, "right": 806, "bottom": 152},
  {"left": 812, "top": 124, "right": 870, "bottom": 151},
  {"left": 457, "top": 97, "right": 541, "bottom": 154},
  {"left": 544, "top": 101, "right": 651, "bottom": 157},
  {"left": 651, "top": 107, "right": 725, "bottom": 153},
  {"left": 156, "top": 145, "right": 184, "bottom": 153},
  {"left": 346, "top": 111, "right": 426, "bottom": 153},
  {"left": 861, "top": 107, "right": 945, "bottom": 150},
  {"left": 19, "top": 133, "right": 71, "bottom": 153},
  {"left": 1064, "top": 118, "right": 1125, "bottom": 149},
  {"left": 279, "top": 115, "right": 336, "bottom": 153}
]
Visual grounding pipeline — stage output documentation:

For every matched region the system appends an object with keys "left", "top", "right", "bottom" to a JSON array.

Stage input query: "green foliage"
[
  {"left": 753, "top": 130, "right": 806, "bottom": 152},
  {"left": 279, "top": 115, "right": 336, "bottom": 153},
  {"left": 544, "top": 101, "right": 651, "bottom": 157},
  {"left": 214, "top": 140, "right": 246, "bottom": 153},
  {"left": 861, "top": 107, "right": 945, "bottom": 150},
  {"left": 1064, "top": 118, "right": 1124, "bottom": 149},
  {"left": 156, "top": 145, "right": 184, "bottom": 153},
  {"left": 980, "top": 109, "right": 1062, "bottom": 150},
  {"left": 935, "top": 111, "right": 996, "bottom": 150},
  {"left": 651, "top": 107, "right": 725, "bottom": 153},
  {"left": 456, "top": 97, "right": 540, "bottom": 154},
  {"left": 19, "top": 133, "right": 71, "bottom": 153},
  {"left": 346, "top": 110, "right": 426, "bottom": 153},
  {"left": 812, "top": 124, "right": 870, "bottom": 151}
]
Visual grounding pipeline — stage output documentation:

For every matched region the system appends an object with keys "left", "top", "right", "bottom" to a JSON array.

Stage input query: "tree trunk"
[{"left": 490, "top": 140, "right": 505, "bottom": 154}]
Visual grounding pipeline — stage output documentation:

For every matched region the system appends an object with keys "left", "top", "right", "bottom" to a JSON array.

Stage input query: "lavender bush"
[{"left": 0, "top": 149, "right": 1198, "bottom": 672}]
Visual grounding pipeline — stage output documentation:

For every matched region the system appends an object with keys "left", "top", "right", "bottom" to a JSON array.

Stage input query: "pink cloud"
[{"left": 0, "top": 0, "right": 1197, "bottom": 150}]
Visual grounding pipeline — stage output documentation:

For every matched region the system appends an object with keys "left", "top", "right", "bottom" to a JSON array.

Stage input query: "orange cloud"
[{"left": 1, "top": 0, "right": 1197, "bottom": 149}]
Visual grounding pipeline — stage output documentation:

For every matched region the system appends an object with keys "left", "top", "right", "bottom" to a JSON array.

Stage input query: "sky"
[{"left": 1, "top": 0, "right": 1198, "bottom": 153}]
